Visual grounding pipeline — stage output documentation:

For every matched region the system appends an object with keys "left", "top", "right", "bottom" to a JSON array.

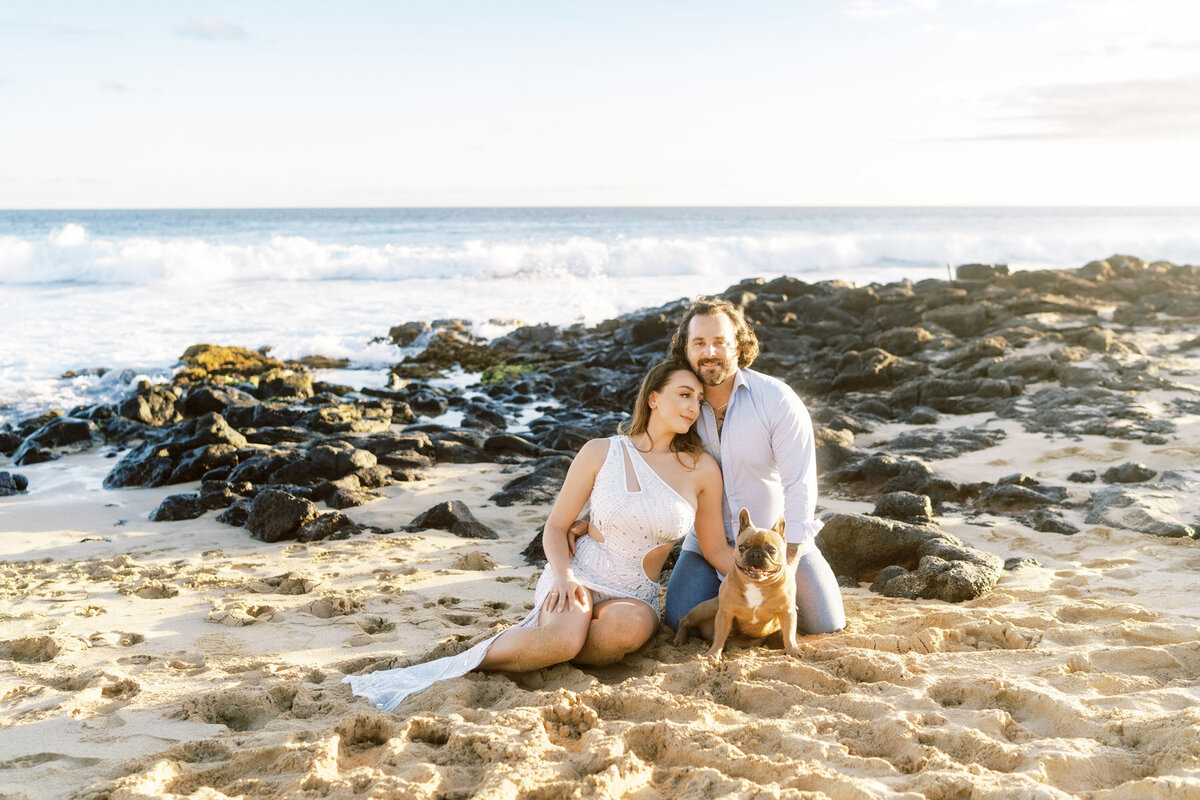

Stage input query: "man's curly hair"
[{"left": 668, "top": 297, "right": 759, "bottom": 368}]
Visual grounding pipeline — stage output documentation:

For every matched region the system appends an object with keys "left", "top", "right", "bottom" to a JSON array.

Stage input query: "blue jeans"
[{"left": 664, "top": 547, "right": 846, "bottom": 635}]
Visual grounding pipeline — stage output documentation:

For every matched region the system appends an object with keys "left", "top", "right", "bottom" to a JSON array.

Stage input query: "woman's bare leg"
[
  {"left": 477, "top": 592, "right": 593, "bottom": 672},
  {"left": 573, "top": 598, "right": 660, "bottom": 667}
]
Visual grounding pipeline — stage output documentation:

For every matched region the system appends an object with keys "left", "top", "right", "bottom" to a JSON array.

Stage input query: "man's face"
[{"left": 686, "top": 313, "right": 739, "bottom": 387}]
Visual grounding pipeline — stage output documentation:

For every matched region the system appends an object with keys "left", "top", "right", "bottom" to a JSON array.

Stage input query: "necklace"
[{"left": 710, "top": 399, "right": 730, "bottom": 413}]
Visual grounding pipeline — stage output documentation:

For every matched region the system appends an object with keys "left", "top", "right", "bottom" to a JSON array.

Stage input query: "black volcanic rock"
[
  {"left": 298, "top": 512, "right": 359, "bottom": 542},
  {"left": 815, "top": 512, "right": 1002, "bottom": 602},
  {"left": 1101, "top": 462, "right": 1157, "bottom": 484},
  {"left": 484, "top": 433, "right": 550, "bottom": 458},
  {"left": 1024, "top": 508, "right": 1080, "bottom": 535},
  {"left": 490, "top": 456, "right": 572, "bottom": 507},
  {"left": 408, "top": 500, "right": 499, "bottom": 539},
  {"left": 149, "top": 493, "right": 207, "bottom": 522},
  {"left": 0, "top": 471, "right": 29, "bottom": 496},
  {"left": 119, "top": 386, "right": 181, "bottom": 426},
  {"left": 181, "top": 385, "right": 258, "bottom": 417},
  {"left": 879, "top": 426, "right": 1006, "bottom": 461},
  {"left": 104, "top": 440, "right": 182, "bottom": 489},
  {"left": 246, "top": 489, "right": 320, "bottom": 542},
  {"left": 873, "top": 491, "right": 934, "bottom": 524}
]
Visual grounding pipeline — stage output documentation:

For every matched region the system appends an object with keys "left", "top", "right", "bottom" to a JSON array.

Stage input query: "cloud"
[
  {"left": 954, "top": 73, "right": 1200, "bottom": 141},
  {"left": 100, "top": 80, "right": 127, "bottom": 93},
  {"left": 176, "top": 18, "right": 246, "bottom": 41}
]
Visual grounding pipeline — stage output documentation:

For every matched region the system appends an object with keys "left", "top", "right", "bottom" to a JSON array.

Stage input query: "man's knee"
[{"left": 664, "top": 551, "right": 720, "bottom": 631}]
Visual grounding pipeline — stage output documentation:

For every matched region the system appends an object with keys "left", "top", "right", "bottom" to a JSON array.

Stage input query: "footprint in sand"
[
  {"left": 450, "top": 550, "right": 499, "bottom": 571},
  {"left": 0, "top": 635, "right": 88, "bottom": 663},
  {"left": 334, "top": 713, "right": 403, "bottom": 749},
  {"left": 177, "top": 685, "right": 298, "bottom": 732},
  {"left": 88, "top": 631, "right": 146, "bottom": 647},
  {"left": 348, "top": 615, "right": 397, "bottom": 647},
  {"left": 166, "top": 652, "right": 207, "bottom": 672},
  {"left": 99, "top": 677, "right": 141, "bottom": 700},
  {"left": 244, "top": 571, "right": 326, "bottom": 595},
  {"left": 356, "top": 616, "right": 396, "bottom": 635},
  {"left": 299, "top": 595, "right": 362, "bottom": 619},
  {"left": 124, "top": 580, "right": 179, "bottom": 599},
  {"left": 541, "top": 694, "right": 601, "bottom": 744},
  {"left": 205, "top": 601, "right": 277, "bottom": 626}
]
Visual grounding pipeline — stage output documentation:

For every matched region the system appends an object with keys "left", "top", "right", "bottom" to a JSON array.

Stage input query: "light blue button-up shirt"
[{"left": 682, "top": 367, "right": 824, "bottom": 555}]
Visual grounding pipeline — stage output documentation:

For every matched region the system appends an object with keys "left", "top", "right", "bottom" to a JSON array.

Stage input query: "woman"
[{"left": 345, "top": 360, "right": 725, "bottom": 711}]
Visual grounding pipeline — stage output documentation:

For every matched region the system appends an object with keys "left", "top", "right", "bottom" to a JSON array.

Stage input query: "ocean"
[{"left": 3, "top": 206, "right": 1200, "bottom": 427}]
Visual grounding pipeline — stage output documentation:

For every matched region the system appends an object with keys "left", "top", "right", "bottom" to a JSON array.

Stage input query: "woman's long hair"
[{"left": 618, "top": 360, "right": 705, "bottom": 465}]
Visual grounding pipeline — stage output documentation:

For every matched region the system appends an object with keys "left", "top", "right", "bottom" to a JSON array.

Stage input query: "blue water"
[{"left": 3, "top": 206, "right": 1199, "bottom": 426}]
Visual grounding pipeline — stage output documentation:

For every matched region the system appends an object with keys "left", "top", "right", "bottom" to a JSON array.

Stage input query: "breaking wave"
[{"left": 3, "top": 220, "right": 1199, "bottom": 286}]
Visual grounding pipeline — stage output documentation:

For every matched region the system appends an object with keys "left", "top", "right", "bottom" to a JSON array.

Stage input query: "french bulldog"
[{"left": 674, "top": 508, "right": 800, "bottom": 660}]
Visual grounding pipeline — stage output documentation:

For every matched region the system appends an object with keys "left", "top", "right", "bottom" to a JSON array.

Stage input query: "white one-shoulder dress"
[{"left": 344, "top": 436, "right": 696, "bottom": 712}]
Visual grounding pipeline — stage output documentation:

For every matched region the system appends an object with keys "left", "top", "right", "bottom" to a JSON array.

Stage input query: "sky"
[{"left": 2, "top": 0, "right": 1199, "bottom": 208}]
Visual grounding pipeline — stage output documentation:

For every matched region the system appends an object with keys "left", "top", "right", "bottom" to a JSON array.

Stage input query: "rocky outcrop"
[
  {"left": 408, "top": 500, "right": 499, "bottom": 539},
  {"left": 179, "top": 344, "right": 283, "bottom": 378},
  {"left": 10, "top": 255, "right": 1200, "bottom": 563},
  {"left": 816, "top": 512, "right": 1004, "bottom": 602},
  {"left": 976, "top": 475, "right": 1067, "bottom": 512},
  {"left": 1084, "top": 471, "right": 1199, "bottom": 539}
]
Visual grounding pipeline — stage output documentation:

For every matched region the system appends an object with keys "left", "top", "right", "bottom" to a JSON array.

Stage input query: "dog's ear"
[
  {"left": 738, "top": 508, "right": 752, "bottom": 531},
  {"left": 772, "top": 517, "right": 785, "bottom": 537}
]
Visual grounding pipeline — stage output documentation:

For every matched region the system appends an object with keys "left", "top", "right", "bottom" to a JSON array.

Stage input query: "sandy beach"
[{"left": 4, "top": 268, "right": 1200, "bottom": 800}]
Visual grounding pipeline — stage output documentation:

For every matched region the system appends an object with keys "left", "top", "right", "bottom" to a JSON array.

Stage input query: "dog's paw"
[
  {"left": 673, "top": 630, "right": 690, "bottom": 646},
  {"left": 704, "top": 645, "right": 724, "bottom": 660},
  {"left": 784, "top": 645, "right": 802, "bottom": 658}
]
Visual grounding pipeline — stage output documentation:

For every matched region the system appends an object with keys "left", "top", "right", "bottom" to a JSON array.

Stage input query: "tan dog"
[{"left": 674, "top": 509, "right": 801, "bottom": 659}]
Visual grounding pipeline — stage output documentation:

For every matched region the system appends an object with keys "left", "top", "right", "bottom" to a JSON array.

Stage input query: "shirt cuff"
[{"left": 784, "top": 518, "right": 824, "bottom": 546}]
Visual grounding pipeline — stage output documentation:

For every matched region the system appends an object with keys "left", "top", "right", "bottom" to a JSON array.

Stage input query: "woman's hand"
[{"left": 546, "top": 571, "right": 590, "bottom": 614}]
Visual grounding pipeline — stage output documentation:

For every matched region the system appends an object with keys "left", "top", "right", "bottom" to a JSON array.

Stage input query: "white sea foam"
[{"left": 3, "top": 223, "right": 1199, "bottom": 287}]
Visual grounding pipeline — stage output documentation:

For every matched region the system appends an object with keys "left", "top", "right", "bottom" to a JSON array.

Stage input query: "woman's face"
[{"left": 649, "top": 370, "right": 703, "bottom": 434}]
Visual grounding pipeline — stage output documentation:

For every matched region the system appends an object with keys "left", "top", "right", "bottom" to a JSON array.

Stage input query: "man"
[{"left": 663, "top": 297, "right": 846, "bottom": 636}]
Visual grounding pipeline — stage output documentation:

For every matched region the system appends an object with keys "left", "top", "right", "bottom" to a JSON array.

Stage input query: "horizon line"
[{"left": 5, "top": 203, "right": 1200, "bottom": 212}]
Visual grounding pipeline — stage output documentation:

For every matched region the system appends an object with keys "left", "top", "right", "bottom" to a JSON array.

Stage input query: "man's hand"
[
  {"left": 567, "top": 519, "right": 589, "bottom": 557},
  {"left": 787, "top": 543, "right": 802, "bottom": 566}
]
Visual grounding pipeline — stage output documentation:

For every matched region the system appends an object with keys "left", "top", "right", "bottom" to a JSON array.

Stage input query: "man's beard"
[{"left": 695, "top": 357, "right": 735, "bottom": 386}]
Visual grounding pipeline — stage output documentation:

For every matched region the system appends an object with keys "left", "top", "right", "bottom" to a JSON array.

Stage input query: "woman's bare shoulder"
[
  {"left": 683, "top": 448, "right": 720, "bottom": 476},
  {"left": 699, "top": 451, "right": 722, "bottom": 475},
  {"left": 574, "top": 437, "right": 613, "bottom": 467}
]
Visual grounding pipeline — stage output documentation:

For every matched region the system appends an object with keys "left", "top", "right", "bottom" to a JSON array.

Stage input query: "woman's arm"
[
  {"left": 540, "top": 438, "right": 608, "bottom": 612},
  {"left": 693, "top": 454, "right": 734, "bottom": 577}
]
